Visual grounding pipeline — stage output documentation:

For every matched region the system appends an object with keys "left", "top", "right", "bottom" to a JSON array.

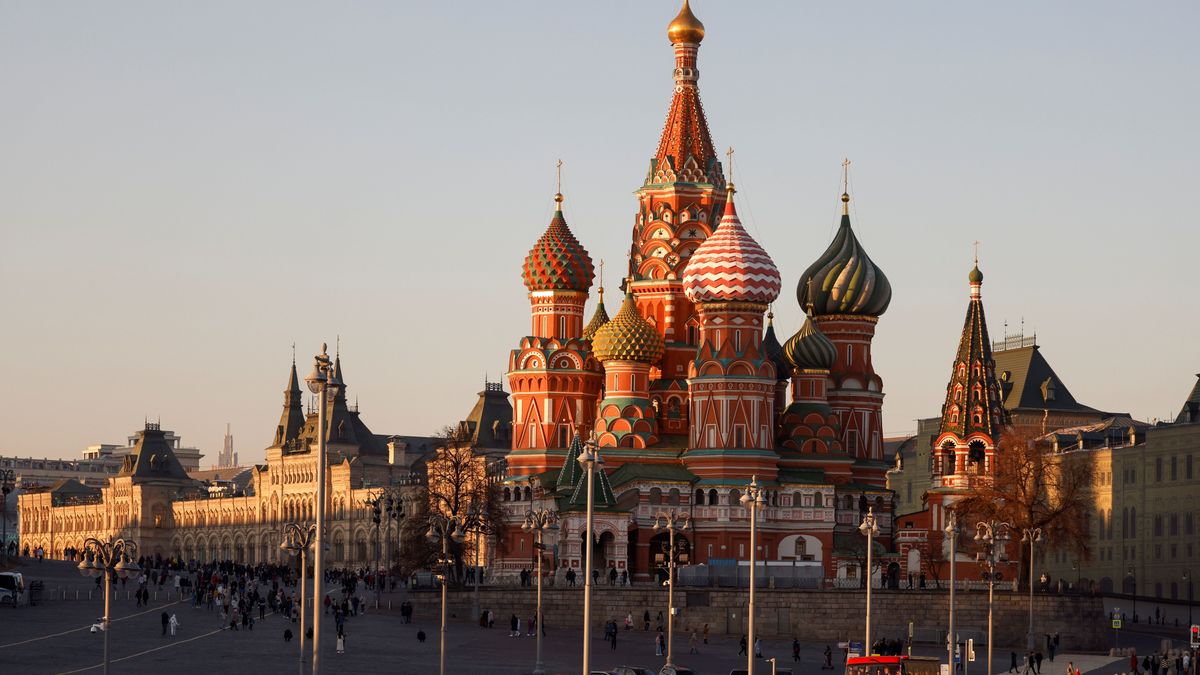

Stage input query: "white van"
[{"left": 0, "top": 571, "right": 25, "bottom": 606}]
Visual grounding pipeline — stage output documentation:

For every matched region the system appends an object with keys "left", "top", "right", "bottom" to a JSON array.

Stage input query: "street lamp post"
[
  {"left": 363, "top": 491, "right": 383, "bottom": 608},
  {"left": 523, "top": 498, "right": 558, "bottom": 675},
  {"left": 578, "top": 435, "right": 604, "bottom": 675},
  {"left": 78, "top": 536, "right": 141, "bottom": 675},
  {"left": 1183, "top": 569, "right": 1193, "bottom": 627},
  {"left": 0, "top": 468, "right": 13, "bottom": 563},
  {"left": 975, "top": 520, "right": 1012, "bottom": 675},
  {"left": 427, "top": 513, "right": 467, "bottom": 675},
  {"left": 860, "top": 506, "right": 881, "bottom": 655},
  {"left": 740, "top": 476, "right": 766, "bottom": 675},
  {"left": 1126, "top": 566, "right": 1136, "bottom": 622},
  {"left": 304, "top": 343, "right": 340, "bottom": 674},
  {"left": 946, "top": 512, "right": 960, "bottom": 671},
  {"left": 1020, "top": 528, "right": 1043, "bottom": 647},
  {"left": 654, "top": 508, "right": 691, "bottom": 669},
  {"left": 385, "top": 492, "right": 405, "bottom": 575},
  {"left": 280, "top": 523, "right": 317, "bottom": 669}
]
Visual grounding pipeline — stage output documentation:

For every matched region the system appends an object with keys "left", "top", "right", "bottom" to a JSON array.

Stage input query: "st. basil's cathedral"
[{"left": 495, "top": 1, "right": 897, "bottom": 584}]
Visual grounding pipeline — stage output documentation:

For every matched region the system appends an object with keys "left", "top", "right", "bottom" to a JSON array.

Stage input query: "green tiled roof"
[{"left": 607, "top": 462, "right": 696, "bottom": 488}]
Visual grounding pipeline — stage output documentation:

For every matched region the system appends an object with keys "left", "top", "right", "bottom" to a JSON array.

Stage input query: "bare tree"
[
  {"left": 416, "top": 425, "right": 506, "bottom": 586},
  {"left": 954, "top": 428, "right": 1094, "bottom": 590}
]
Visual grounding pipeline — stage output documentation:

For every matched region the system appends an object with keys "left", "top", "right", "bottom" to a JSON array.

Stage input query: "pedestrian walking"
[
  {"left": 656, "top": 630, "right": 665, "bottom": 657},
  {"left": 794, "top": 638, "right": 801, "bottom": 662},
  {"left": 162, "top": 611, "right": 170, "bottom": 635},
  {"left": 824, "top": 645, "right": 835, "bottom": 670},
  {"left": 510, "top": 614, "right": 519, "bottom": 637},
  {"left": 336, "top": 631, "right": 345, "bottom": 655},
  {"left": 755, "top": 636, "right": 763, "bottom": 658},
  {"left": 689, "top": 631, "right": 699, "bottom": 655},
  {"left": 625, "top": 613, "right": 633, "bottom": 631},
  {"left": 644, "top": 610, "right": 651, "bottom": 631},
  {"left": 417, "top": 629, "right": 426, "bottom": 643},
  {"left": 739, "top": 634, "right": 748, "bottom": 656},
  {"left": 1035, "top": 650, "right": 1044, "bottom": 674},
  {"left": 1010, "top": 652, "right": 1019, "bottom": 673},
  {"left": 169, "top": 614, "right": 179, "bottom": 637},
  {"left": 703, "top": 623, "right": 710, "bottom": 644},
  {"left": 610, "top": 624, "right": 618, "bottom": 651},
  {"left": 284, "top": 628, "right": 293, "bottom": 642}
]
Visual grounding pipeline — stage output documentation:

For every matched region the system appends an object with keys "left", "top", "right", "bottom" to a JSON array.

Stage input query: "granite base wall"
[{"left": 411, "top": 587, "right": 1106, "bottom": 651}]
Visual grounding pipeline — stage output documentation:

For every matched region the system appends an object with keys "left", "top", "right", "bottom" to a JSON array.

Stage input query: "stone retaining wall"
[{"left": 412, "top": 587, "right": 1106, "bottom": 651}]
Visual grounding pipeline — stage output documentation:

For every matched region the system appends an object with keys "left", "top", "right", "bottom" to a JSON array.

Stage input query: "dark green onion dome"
[
  {"left": 522, "top": 193, "right": 595, "bottom": 292},
  {"left": 592, "top": 289, "right": 665, "bottom": 364},
  {"left": 969, "top": 264, "right": 983, "bottom": 284},
  {"left": 582, "top": 286, "right": 611, "bottom": 341},
  {"left": 797, "top": 192, "right": 891, "bottom": 317},
  {"left": 762, "top": 312, "right": 791, "bottom": 382},
  {"left": 783, "top": 312, "right": 838, "bottom": 372}
]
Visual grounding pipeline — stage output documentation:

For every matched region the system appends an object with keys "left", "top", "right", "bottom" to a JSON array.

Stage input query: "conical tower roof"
[
  {"left": 555, "top": 434, "right": 585, "bottom": 492},
  {"left": 938, "top": 261, "right": 1009, "bottom": 439}
]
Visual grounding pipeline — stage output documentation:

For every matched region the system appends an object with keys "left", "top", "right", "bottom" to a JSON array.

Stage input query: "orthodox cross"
[
  {"left": 726, "top": 146, "right": 735, "bottom": 184},
  {"left": 598, "top": 259, "right": 605, "bottom": 289},
  {"left": 973, "top": 240, "right": 980, "bottom": 265},
  {"left": 842, "top": 158, "right": 851, "bottom": 193},
  {"left": 556, "top": 159, "right": 563, "bottom": 194}
]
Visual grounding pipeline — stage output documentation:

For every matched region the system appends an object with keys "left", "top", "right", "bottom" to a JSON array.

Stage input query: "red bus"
[{"left": 847, "top": 655, "right": 941, "bottom": 675}]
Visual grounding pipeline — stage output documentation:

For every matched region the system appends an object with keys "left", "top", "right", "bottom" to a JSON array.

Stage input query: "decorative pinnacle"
[
  {"left": 805, "top": 278, "right": 815, "bottom": 315},
  {"left": 554, "top": 159, "right": 564, "bottom": 206},
  {"left": 974, "top": 240, "right": 980, "bottom": 266},
  {"left": 598, "top": 259, "right": 605, "bottom": 293},
  {"left": 841, "top": 158, "right": 851, "bottom": 215},
  {"left": 726, "top": 146, "right": 736, "bottom": 194}
]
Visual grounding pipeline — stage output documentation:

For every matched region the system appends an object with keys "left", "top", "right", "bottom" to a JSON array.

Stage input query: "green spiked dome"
[
  {"left": 522, "top": 194, "right": 595, "bottom": 292},
  {"left": 784, "top": 313, "right": 838, "bottom": 372},
  {"left": 592, "top": 289, "right": 665, "bottom": 364},
  {"left": 582, "top": 286, "right": 611, "bottom": 341}
]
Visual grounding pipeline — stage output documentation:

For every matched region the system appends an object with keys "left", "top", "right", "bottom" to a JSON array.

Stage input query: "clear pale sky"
[{"left": 4, "top": 1, "right": 1197, "bottom": 464}]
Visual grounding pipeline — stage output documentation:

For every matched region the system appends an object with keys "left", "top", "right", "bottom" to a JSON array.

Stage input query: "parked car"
[
  {"left": 0, "top": 572, "right": 25, "bottom": 606},
  {"left": 659, "top": 666, "right": 699, "bottom": 675},
  {"left": 612, "top": 668, "right": 654, "bottom": 675}
]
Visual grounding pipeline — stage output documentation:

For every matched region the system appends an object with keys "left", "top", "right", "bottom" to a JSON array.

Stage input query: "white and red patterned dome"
[{"left": 682, "top": 189, "right": 781, "bottom": 305}]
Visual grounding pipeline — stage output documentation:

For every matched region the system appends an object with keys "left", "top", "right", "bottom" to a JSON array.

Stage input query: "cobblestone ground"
[{"left": 0, "top": 560, "right": 1161, "bottom": 675}]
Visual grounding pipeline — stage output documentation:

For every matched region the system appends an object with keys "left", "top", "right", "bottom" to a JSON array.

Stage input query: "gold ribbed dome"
[
  {"left": 592, "top": 290, "right": 665, "bottom": 364},
  {"left": 667, "top": 0, "right": 705, "bottom": 44}
]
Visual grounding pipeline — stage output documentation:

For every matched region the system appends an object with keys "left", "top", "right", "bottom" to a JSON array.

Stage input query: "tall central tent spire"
[{"left": 646, "top": 0, "right": 722, "bottom": 188}]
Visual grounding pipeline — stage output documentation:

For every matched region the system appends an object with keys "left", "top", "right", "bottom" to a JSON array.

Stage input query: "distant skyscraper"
[{"left": 218, "top": 423, "right": 238, "bottom": 468}]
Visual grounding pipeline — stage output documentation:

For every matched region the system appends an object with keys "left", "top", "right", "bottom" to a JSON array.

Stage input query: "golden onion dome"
[
  {"left": 592, "top": 289, "right": 665, "bottom": 364},
  {"left": 667, "top": 0, "right": 705, "bottom": 45}
]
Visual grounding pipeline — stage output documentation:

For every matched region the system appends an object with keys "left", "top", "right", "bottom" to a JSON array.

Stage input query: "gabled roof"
[{"left": 992, "top": 344, "right": 1102, "bottom": 413}]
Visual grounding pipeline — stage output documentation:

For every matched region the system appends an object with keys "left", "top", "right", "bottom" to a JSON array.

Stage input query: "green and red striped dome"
[{"left": 522, "top": 197, "right": 594, "bottom": 293}]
